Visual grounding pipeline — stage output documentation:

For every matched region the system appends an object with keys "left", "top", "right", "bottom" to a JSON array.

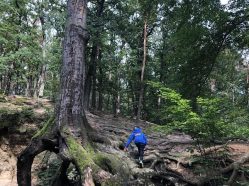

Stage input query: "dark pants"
[{"left": 135, "top": 143, "right": 146, "bottom": 161}]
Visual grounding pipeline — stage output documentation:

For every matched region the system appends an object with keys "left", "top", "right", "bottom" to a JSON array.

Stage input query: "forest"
[{"left": 0, "top": 0, "right": 249, "bottom": 185}]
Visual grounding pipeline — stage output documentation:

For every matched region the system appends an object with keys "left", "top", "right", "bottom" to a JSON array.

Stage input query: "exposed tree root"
[
  {"left": 17, "top": 136, "right": 58, "bottom": 186},
  {"left": 222, "top": 153, "right": 249, "bottom": 185}
]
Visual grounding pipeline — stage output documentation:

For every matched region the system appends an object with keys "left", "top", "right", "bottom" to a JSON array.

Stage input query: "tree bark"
[
  {"left": 56, "top": 0, "right": 91, "bottom": 141},
  {"left": 247, "top": 64, "right": 249, "bottom": 107},
  {"left": 35, "top": 14, "right": 47, "bottom": 98},
  {"left": 91, "top": 45, "right": 98, "bottom": 109},
  {"left": 17, "top": 1, "right": 94, "bottom": 185},
  {"left": 98, "top": 50, "right": 103, "bottom": 111},
  {"left": 137, "top": 19, "right": 147, "bottom": 120},
  {"left": 84, "top": 0, "right": 105, "bottom": 110}
]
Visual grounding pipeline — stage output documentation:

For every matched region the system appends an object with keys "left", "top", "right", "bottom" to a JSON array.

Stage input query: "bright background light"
[{"left": 220, "top": 0, "right": 229, "bottom": 5}]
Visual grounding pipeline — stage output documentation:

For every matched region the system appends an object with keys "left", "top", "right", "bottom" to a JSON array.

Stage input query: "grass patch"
[{"left": 146, "top": 125, "right": 173, "bottom": 135}]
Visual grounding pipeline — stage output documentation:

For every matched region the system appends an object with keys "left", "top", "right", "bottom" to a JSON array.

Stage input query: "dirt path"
[{"left": 87, "top": 111, "right": 249, "bottom": 185}]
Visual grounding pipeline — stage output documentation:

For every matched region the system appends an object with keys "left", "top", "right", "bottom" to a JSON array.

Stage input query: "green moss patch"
[
  {"left": 13, "top": 98, "right": 26, "bottom": 105},
  {"left": 32, "top": 117, "right": 55, "bottom": 139},
  {"left": 93, "top": 153, "right": 123, "bottom": 175},
  {"left": 65, "top": 136, "right": 129, "bottom": 185},
  {"left": 67, "top": 136, "right": 96, "bottom": 174}
]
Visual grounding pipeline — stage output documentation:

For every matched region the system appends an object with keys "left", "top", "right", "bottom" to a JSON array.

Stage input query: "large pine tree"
[{"left": 17, "top": 1, "right": 103, "bottom": 185}]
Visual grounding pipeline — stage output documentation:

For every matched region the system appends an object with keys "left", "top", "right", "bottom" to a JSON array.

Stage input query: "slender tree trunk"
[
  {"left": 38, "top": 65, "right": 47, "bottom": 97},
  {"left": 0, "top": 75, "right": 2, "bottom": 91},
  {"left": 25, "top": 71, "right": 35, "bottom": 97},
  {"left": 91, "top": 45, "right": 99, "bottom": 109},
  {"left": 137, "top": 19, "right": 147, "bottom": 120},
  {"left": 98, "top": 50, "right": 103, "bottom": 111},
  {"left": 247, "top": 64, "right": 249, "bottom": 107},
  {"left": 84, "top": 64, "right": 93, "bottom": 110},
  {"left": 113, "top": 90, "right": 120, "bottom": 117},
  {"left": 34, "top": 12, "right": 47, "bottom": 98},
  {"left": 106, "top": 94, "right": 110, "bottom": 111},
  {"left": 4, "top": 62, "right": 15, "bottom": 95},
  {"left": 84, "top": 0, "right": 105, "bottom": 110},
  {"left": 35, "top": 42, "right": 47, "bottom": 98},
  {"left": 4, "top": 71, "right": 12, "bottom": 95}
]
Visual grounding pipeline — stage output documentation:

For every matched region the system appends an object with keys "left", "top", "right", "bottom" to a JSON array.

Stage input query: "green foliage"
[
  {"left": 193, "top": 98, "right": 232, "bottom": 141},
  {"left": 147, "top": 81, "right": 196, "bottom": 128},
  {"left": 148, "top": 82, "right": 249, "bottom": 143}
]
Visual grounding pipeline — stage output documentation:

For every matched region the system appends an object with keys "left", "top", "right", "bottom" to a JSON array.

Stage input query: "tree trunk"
[
  {"left": 84, "top": 0, "right": 105, "bottom": 110},
  {"left": 4, "top": 62, "right": 15, "bottom": 95},
  {"left": 247, "top": 64, "right": 249, "bottom": 107},
  {"left": 35, "top": 19, "right": 47, "bottom": 98},
  {"left": 0, "top": 75, "right": 2, "bottom": 91},
  {"left": 25, "top": 71, "right": 35, "bottom": 97},
  {"left": 17, "top": 1, "right": 97, "bottom": 185},
  {"left": 84, "top": 64, "right": 92, "bottom": 110},
  {"left": 91, "top": 45, "right": 98, "bottom": 109},
  {"left": 98, "top": 50, "right": 103, "bottom": 111},
  {"left": 38, "top": 65, "right": 47, "bottom": 97},
  {"left": 56, "top": 0, "right": 92, "bottom": 143},
  {"left": 137, "top": 19, "right": 147, "bottom": 120},
  {"left": 4, "top": 70, "right": 12, "bottom": 95}
]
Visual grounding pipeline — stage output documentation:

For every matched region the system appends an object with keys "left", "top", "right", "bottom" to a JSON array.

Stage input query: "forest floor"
[{"left": 0, "top": 96, "right": 249, "bottom": 185}]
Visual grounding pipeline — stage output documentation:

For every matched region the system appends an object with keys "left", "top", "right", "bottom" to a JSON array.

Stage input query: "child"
[{"left": 124, "top": 127, "right": 147, "bottom": 167}]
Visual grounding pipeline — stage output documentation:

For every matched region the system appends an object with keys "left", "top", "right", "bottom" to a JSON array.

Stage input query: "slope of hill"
[{"left": 0, "top": 96, "right": 249, "bottom": 185}]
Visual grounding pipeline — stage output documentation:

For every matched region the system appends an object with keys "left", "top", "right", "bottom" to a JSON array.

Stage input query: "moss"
[
  {"left": 11, "top": 97, "right": 28, "bottom": 105},
  {"left": 93, "top": 153, "right": 129, "bottom": 185},
  {"left": 32, "top": 117, "right": 55, "bottom": 139},
  {"left": 93, "top": 153, "right": 122, "bottom": 175},
  {"left": 66, "top": 136, "right": 97, "bottom": 174},
  {"left": 61, "top": 130, "right": 129, "bottom": 185}
]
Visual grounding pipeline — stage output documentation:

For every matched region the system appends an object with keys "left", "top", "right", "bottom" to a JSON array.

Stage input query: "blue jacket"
[{"left": 125, "top": 127, "right": 147, "bottom": 148}]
